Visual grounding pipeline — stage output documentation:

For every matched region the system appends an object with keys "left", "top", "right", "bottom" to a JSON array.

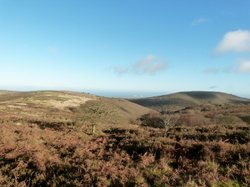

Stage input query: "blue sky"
[{"left": 0, "top": 0, "right": 250, "bottom": 97}]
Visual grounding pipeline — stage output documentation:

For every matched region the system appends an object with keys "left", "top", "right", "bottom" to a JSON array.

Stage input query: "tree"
[
  {"left": 139, "top": 111, "right": 178, "bottom": 137},
  {"left": 162, "top": 114, "right": 178, "bottom": 137}
]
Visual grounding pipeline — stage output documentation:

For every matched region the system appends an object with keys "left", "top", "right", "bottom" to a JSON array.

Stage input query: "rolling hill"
[
  {"left": 129, "top": 91, "right": 250, "bottom": 111},
  {"left": 0, "top": 90, "right": 152, "bottom": 129}
]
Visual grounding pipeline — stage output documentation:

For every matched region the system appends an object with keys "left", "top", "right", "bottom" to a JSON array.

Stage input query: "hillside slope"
[
  {"left": 130, "top": 91, "right": 250, "bottom": 111},
  {"left": 0, "top": 91, "right": 152, "bottom": 128}
]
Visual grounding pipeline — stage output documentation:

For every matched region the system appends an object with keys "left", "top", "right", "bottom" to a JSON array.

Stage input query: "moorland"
[{"left": 0, "top": 91, "right": 249, "bottom": 186}]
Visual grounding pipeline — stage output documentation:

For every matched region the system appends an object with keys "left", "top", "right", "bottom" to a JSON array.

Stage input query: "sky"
[{"left": 0, "top": 0, "right": 250, "bottom": 98}]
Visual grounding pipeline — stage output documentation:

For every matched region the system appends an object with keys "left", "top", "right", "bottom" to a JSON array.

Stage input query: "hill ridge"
[{"left": 129, "top": 91, "right": 250, "bottom": 111}]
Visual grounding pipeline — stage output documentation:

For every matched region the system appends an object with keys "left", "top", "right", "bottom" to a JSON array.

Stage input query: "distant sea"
[{"left": 85, "top": 90, "right": 167, "bottom": 99}]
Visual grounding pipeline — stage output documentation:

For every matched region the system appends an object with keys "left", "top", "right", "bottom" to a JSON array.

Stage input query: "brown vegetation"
[{"left": 0, "top": 91, "right": 249, "bottom": 186}]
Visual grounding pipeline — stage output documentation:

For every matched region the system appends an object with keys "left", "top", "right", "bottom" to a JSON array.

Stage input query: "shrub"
[{"left": 139, "top": 113, "right": 165, "bottom": 129}]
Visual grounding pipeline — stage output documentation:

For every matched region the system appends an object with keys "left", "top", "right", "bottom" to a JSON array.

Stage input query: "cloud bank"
[
  {"left": 113, "top": 55, "right": 167, "bottom": 76},
  {"left": 215, "top": 30, "right": 250, "bottom": 54}
]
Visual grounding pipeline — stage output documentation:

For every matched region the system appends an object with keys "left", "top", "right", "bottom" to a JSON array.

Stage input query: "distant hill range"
[{"left": 129, "top": 91, "right": 250, "bottom": 111}]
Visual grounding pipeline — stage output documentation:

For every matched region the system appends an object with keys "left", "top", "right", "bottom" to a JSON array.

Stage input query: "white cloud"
[
  {"left": 113, "top": 55, "right": 167, "bottom": 76},
  {"left": 192, "top": 18, "right": 208, "bottom": 26},
  {"left": 215, "top": 30, "right": 250, "bottom": 54},
  {"left": 134, "top": 55, "right": 167, "bottom": 75},
  {"left": 238, "top": 60, "right": 250, "bottom": 73}
]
